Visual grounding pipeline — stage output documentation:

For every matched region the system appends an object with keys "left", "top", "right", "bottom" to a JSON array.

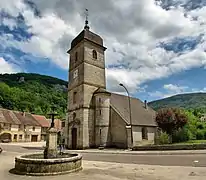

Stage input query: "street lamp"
[{"left": 119, "top": 83, "right": 133, "bottom": 147}]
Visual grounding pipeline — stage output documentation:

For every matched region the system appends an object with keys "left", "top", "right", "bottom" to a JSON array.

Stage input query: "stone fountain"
[{"left": 10, "top": 107, "right": 82, "bottom": 176}]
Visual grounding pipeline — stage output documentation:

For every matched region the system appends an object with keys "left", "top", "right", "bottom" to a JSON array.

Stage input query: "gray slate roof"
[
  {"left": 110, "top": 93, "right": 157, "bottom": 127},
  {"left": 69, "top": 29, "right": 106, "bottom": 51}
]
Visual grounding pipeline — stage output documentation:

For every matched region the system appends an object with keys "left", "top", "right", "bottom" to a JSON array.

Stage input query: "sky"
[{"left": 0, "top": 0, "right": 206, "bottom": 102}]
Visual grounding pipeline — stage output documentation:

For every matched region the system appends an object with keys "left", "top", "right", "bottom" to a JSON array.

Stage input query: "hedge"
[{"left": 132, "top": 144, "right": 206, "bottom": 151}]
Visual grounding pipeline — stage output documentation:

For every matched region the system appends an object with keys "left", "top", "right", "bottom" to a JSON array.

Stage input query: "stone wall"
[
  {"left": 110, "top": 108, "right": 127, "bottom": 148},
  {"left": 132, "top": 126, "right": 156, "bottom": 146},
  {"left": 13, "top": 153, "right": 82, "bottom": 176}
]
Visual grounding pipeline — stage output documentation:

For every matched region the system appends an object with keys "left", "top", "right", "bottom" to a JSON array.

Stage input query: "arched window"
[
  {"left": 142, "top": 127, "right": 148, "bottom": 140},
  {"left": 75, "top": 52, "right": 78, "bottom": 62},
  {"left": 73, "top": 112, "right": 76, "bottom": 120},
  {"left": 92, "top": 50, "right": 97, "bottom": 59}
]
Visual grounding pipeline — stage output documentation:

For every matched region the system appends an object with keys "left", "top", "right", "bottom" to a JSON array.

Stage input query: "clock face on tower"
[{"left": 73, "top": 69, "right": 78, "bottom": 79}]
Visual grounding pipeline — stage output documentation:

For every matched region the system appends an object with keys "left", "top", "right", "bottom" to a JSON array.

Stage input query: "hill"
[
  {"left": 148, "top": 93, "right": 206, "bottom": 111},
  {"left": 0, "top": 73, "right": 67, "bottom": 118}
]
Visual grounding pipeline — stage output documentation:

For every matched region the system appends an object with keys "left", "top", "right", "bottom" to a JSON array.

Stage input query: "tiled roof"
[
  {"left": 0, "top": 108, "right": 21, "bottom": 124},
  {"left": 32, "top": 114, "right": 50, "bottom": 127},
  {"left": 110, "top": 93, "right": 157, "bottom": 127},
  {"left": 47, "top": 119, "right": 62, "bottom": 131},
  {"left": 0, "top": 108, "right": 41, "bottom": 126}
]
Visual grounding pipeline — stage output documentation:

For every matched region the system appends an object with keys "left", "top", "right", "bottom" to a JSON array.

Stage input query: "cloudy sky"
[{"left": 0, "top": 0, "right": 206, "bottom": 101}]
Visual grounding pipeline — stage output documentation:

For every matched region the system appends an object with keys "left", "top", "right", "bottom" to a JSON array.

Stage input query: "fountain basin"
[{"left": 11, "top": 152, "right": 82, "bottom": 176}]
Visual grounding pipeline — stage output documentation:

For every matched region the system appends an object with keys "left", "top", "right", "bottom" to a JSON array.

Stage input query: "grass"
[{"left": 173, "top": 140, "right": 206, "bottom": 145}]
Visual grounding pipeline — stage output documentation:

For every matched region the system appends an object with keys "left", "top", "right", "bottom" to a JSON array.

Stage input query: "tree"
[
  {"left": 0, "top": 73, "right": 68, "bottom": 118},
  {"left": 156, "top": 108, "right": 188, "bottom": 135}
]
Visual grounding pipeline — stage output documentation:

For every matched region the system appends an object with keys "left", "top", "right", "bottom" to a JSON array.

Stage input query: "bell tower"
[{"left": 66, "top": 11, "right": 107, "bottom": 149}]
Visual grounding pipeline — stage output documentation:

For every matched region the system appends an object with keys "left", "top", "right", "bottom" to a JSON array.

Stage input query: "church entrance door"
[{"left": 71, "top": 128, "right": 77, "bottom": 149}]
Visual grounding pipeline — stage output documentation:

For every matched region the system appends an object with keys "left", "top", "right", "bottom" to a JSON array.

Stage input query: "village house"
[
  {"left": 0, "top": 108, "right": 42, "bottom": 142},
  {"left": 32, "top": 114, "right": 50, "bottom": 141}
]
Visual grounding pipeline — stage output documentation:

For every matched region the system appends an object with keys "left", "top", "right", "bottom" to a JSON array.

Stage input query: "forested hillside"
[
  {"left": 0, "top": 73, "right": 67, "bottom": 118},
  {"left": 149, "top": 93, "right": 206, "bottom": 111}
]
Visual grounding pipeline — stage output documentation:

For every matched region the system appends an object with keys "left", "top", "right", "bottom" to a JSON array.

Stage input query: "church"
[{"left": 65, "top": 20, "right": 157, "bottom": 149}]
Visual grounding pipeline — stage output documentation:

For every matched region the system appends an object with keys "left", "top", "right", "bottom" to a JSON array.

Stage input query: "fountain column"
[{"left": 44, "top": 106, "right": 58, "bottom": 159}]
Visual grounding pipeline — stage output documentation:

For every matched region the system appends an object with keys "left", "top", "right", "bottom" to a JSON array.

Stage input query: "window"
[
  {"left": 73, "top": 92, "right": 77, "bottom": 103},
  {"left": 62, "top": 121, "right": 65, "bottom": 128},
  {"left": 73, "top": 112, "right": 76, "bottom": 120},
  {"left": 32, "top": 126, "right": 35, "bottom": 131},
  {"left": 99, "top": 110, "right": 101, "bottom": 115},
  {"left": 75, "top": 52, "right": 78, "bottom": 62},
  {"left": 73, "top": 69, "right": 78, "bottom": 79},
  {"left": 13, "top": 134, "right": 17, "bottom": 141},
  {"left": 19, "top": 135, "right": 22, "bottom": 140},
  {"left": 142, "top": 127, "right": 148, "bottom": 140},
  {"left": 99, "top": 98, "right": 101, "bottom": 103},
  {"left": 92, "top": 50, "right": 97, "bottom": 59}
]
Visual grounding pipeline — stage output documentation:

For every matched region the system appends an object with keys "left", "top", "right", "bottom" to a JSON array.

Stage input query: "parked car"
[{"left": 1, "top": 139, "right": 11, "bottom": 143}]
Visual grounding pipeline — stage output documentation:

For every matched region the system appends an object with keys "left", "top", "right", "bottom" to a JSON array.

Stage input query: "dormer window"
[
  {"left": 75, "top": 52, "right": 78, "bottom": 62},
  {"left": 92, "top": 50, "right": 97, "bottom": 59}
]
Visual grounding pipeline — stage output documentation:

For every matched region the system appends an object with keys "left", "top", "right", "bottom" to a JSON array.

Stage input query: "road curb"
[{"left": 65, "top": 150, "right": 206, "bottom": 156}]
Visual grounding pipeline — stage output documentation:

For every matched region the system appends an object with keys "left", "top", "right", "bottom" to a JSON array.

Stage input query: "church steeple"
[
  {"left": 67, "top": 9, "right": 106, "bottom": 54},
  {"left": 84, "top": 9, "right": 90, "bottom": 30}
]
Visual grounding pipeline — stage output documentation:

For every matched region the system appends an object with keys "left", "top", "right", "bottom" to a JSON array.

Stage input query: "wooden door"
[
  {"left": 31, "top": 135, "right": 38, "bottom": 142},
  {"left": 71, "top": 128, "right": 77, "bottom": 149}
]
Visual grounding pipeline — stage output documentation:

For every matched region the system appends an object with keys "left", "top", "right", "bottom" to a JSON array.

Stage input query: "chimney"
[{"left": 144, "top": 100, "right": 147, "bottom": 109}]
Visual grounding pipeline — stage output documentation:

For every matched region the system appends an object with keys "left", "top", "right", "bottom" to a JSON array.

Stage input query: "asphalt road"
[{"left": 1, "top": 143, "right": 206, "bottom": 167}]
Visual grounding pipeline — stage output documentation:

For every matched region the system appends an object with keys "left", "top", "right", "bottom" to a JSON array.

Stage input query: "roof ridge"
[{"left": 110, "top": 92, "right": 142, "bottom": 102}]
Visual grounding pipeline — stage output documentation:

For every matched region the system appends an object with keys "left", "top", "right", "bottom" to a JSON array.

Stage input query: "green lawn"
[{"left": 173, "top": 140, "right": 206, "bottom": 145}]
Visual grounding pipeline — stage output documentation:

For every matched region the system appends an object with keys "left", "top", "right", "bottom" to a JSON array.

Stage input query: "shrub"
[
  {"left": 196, "top": 130, "right": 205, "bottom": 140},
  {"left": 196, "top": 122, "right": 204, "bottom": 129},
  {"left": 158, "top": 132, "right": 170, "bottom": 145},
  {"left": 172, "top": 127, "right": 189, "bottom": 143}
]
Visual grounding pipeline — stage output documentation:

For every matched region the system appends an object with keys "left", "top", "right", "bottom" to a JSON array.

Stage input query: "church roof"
[
  {"left": 93, "top": 87, "right": 111, "bottom": 95},
  {"left": 68, "top": 29, "right": 106, "bottom": 52},
  {"left": 110, "top": 93, "right": 157, "bottom": 127}
]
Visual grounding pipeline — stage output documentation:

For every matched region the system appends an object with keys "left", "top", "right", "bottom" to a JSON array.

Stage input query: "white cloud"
[
  {"left": 1, "top": 18, "right": 17, "bottom": 30},
  {"left": 163, "top": 84, "right": 188, "bottom": 93},
  {"left": 0, "top": 0, "right": 206, "bottom": 94},
  {"left": 149, "top": 84, "right": 206, "bottom": 100},
  {"left": 0, "top": 57, "right": 20, "bottom": 73}
]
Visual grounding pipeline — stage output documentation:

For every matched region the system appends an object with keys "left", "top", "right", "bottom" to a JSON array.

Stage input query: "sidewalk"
[
  {"left": 66, "top": 148, "right": 206, "bottom": 155},
  {"left": 0, "top": 141, "right": 46, "bottom": 147},
  {"left": 3, "top": 142, "right": 206, "bottom": 155}
]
